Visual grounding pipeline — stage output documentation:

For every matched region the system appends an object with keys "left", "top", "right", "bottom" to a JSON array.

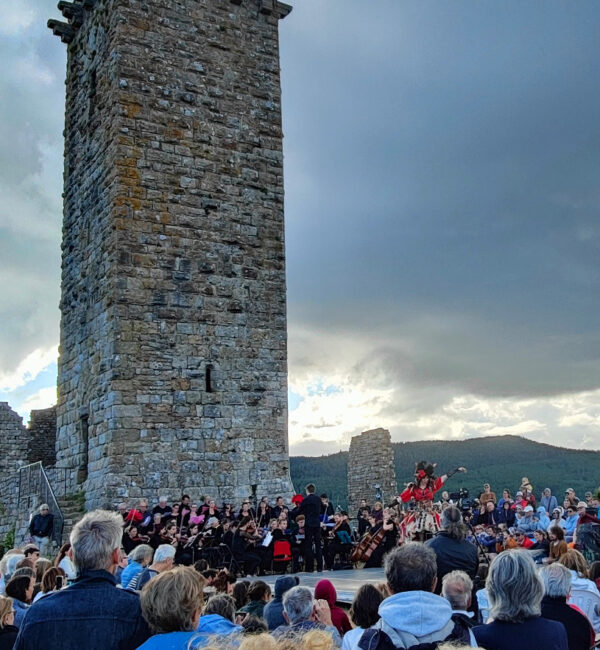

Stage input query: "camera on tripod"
[{"left": 449, "top": 487, "right": 472, "bottom": 513}]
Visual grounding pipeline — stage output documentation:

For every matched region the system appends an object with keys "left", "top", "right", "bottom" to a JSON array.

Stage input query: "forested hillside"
[{"left": 290, "top": 435, "right": 600, "bottom": 509}]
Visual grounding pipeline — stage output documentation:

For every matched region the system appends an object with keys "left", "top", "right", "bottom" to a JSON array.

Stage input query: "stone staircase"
[{"left": 57, "top": 493, "right": 86, "bottom": 543}]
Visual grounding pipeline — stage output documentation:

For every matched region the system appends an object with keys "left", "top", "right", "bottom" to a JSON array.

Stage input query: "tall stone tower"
[{"left": 49, "top": 0, "right": 294, "bottom": 508}]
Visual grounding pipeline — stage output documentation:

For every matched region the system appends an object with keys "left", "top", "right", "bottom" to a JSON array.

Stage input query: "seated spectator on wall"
[
  {"left": 516, "top": 506, "right": 537, "bottom": 536},
  {"left": 477, "top": 501, "right": 500, "bottom": 527},
  {"left": 341, "top": 584, "right": 383, "bottom": 650},
  {"left": 546, "top": 526, "right": 568, "bottom": 564},
  {"left": 137, "top": 566, "right": 205, "bottom": 650},
  {"left": 497, "top": 501, "right": 515, "bottom": 527},
  {"left": 540, "top": 489, "right": 558, "bottom": 516},
  {"left": 539, "top": 563, "right": 594, "bottom": 650},
  {"left": 513, "top": 530, "right": 534, "bottom": 549},
  {"left": 314, "top": 579, "right": 352, "bottom": 637},
  {"left": 272, "top": 586, "right": 341, "bottom": 647},
  {"left": 14, "top": 509, "right": 150, "bottom": 650},
  {"left": 563, "top": 506, "right": 580, "bottom": 542},
  {"left": 264, "top": 576, "right": 299, "bottom": 631},
  {"left": 479, "top": 484, "right": 496, "bottom": 506},
  {"left": 473, "top": 550, "right": 568, "bottom": 650},
  {"left": 0, "top": 596, "right": 18, "bottom": 650},
  {"left": 497, "top": 490, "right": 512, "bottom": 509},
  {"left": 121, "top": 544, "right": 154, "bottom": 589}
]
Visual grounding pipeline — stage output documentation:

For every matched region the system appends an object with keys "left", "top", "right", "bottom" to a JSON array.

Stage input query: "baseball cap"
[{"left": 524, "top": 505, "right": 534, "bottom": 512}]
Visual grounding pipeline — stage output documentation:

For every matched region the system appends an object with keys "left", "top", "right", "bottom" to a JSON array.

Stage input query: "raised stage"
[{"left": 251, "top": 568, "right": 386, "bottom": 605}]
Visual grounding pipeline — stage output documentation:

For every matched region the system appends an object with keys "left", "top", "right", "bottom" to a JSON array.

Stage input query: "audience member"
[
  {"left": 28, "top": 504, "right": 54, "bottom": 556},
  {"left": 314, "top": 579, "right": 352, "bottom": 637},
  {"left": 54, "top": 543, "right": 77, "bottom": 580},
  {"left": 473, "top": 550, "right": 568, "bottom": 650},
  {"left": 540, "top": 489, "right": 558, "bottom": 515},
  {"left": 558, "top": 549, "right": 600, "bottom": 632},
  {"left": 263, "top": 576, "right": 298, "bottom": 631},
  {"left": 195, "top": 594, "right": 243, "bottom": 645},
  {"left": 441, "top": 571, "right": 477, "bottom": 646},
  {"left": 32, "top": 567, "right": 66, "bottom": 603},
  {"left": 14, "top": 509, "right": 151, "bottom": 650},
  {"left": 0, "top": 596, "right": 18, "bottom": 650},
  {"left": 272, "top": 586, "right": 341, "bottom": 646},
  {"left": 137, "top": 566, "right": 205, "bottom": 649},
  {"left": 539, "top": 563, "right": 594, "bottom": 650},
  {"left": 122, "top": 544, "right": 154, "bottom": 589},
  {"left": 4, "top": 575, "right": 33, "bottom": 629},
  {"left": 359, "top": 543, "right": 471, "bottom": 648},
  {"left": 342, "top": 584, "right": 383, "bottom": 650},
  {"left": 238, "top": 581, "right": 271, "bottom": 618},
  {"left": 132, "top": 544, "right": 176, "bottom": 590}
]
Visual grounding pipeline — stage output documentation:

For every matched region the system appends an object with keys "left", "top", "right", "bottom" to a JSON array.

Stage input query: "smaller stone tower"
[{"left": 347, "top": 428, "right": 398, "bottom": 515}]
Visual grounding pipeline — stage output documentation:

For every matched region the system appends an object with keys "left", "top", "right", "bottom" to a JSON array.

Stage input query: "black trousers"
[{"left": 303, "top": 525, "right": 323, "bottom": 572}]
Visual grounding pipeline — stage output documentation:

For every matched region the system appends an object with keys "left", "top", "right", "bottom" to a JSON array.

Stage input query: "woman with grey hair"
[{"left": 473, "top": 550, "right": 568, "bottom": 650}]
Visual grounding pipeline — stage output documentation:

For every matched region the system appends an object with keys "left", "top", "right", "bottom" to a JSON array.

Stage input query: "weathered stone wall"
[
  {"left": 0, "top": 404, "right": 28, "bottom": 542},
  {"left": 27, "top": 406, "right": 57, "bottom": 467},
  {"left": 347, "top": 428, "right": 398, "bottom": 516},
  {"left": 55, "top": 0, "right": 294, "bottom": 508}
]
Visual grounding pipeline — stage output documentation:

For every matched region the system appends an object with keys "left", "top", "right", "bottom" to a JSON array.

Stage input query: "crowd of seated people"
[{"left": 5, "top": 489, "right": 600, "bottom": 650}]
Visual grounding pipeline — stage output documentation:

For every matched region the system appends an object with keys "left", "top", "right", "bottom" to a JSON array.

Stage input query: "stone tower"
[
  {"left": 49, "top": 0, "right": 294, "bottom": 508},
  {"left": 347, "top": 428, "right": 398, "bottom": 515}
]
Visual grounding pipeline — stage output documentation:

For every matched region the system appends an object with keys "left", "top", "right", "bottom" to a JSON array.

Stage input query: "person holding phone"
[{"left": 32, "top": 568, "right": 66, "bottom": 603}]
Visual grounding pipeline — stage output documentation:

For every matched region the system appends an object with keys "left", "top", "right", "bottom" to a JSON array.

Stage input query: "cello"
[{"left": 351, "top": 526, "right": 386, "bottom": 568}]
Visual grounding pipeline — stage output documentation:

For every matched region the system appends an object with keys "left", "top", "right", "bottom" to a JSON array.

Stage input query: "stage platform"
[{"left": 250, "top": 568, "right": 386, "bottom": 605}]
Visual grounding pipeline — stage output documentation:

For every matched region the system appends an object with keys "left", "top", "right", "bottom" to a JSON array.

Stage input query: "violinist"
[
  {"left": 159, "top": 520, "right": 180, "bottom": 547},
  {"left": 202, "top": 517, "right": 223, "bottom": 547},
  {"left": 122, "top": 525, "right": 147, "bottom": 554},
  {"left": 238, "top": 500, "right": 256, "bottom": 521},
  {"left": 221, "top": 503, "right": 234, "bottom": 520},
  {"left": 177, "top": 523, "right": 201, "bottom": 566},
  {"left": 357, "top": 500, "right": 371, "bottom": 535},
  {"left": 232, "top": 516, "right": 262, "bottom": 576},
  {"left": 324, "top": 511, "right": 353, "bottom": 570}
]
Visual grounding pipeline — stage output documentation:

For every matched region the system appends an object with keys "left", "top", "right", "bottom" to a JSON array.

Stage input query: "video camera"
[{"left": 448, "top": 487, "right": 473, "bottom": 513}]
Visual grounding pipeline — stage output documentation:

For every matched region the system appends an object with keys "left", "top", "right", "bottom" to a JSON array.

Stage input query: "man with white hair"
[
  {"left": 130, "top": 543, "right": 175, "bottom": 590},
  {"left": 28, "top": 503, "right": 54, "bottom": 556},
  {"left": 152, "top": 496, "right": 172, "bottom": 522},
  {"left": 15, "top": 509, "right": 150, "bottom": 650},
  {"left": 272, "top": 585, "right": 341, "bottom": 646},
  {"left": 540, "top": 563, "right": 594, "bottom": 650},
  {"left": 441, "top": 570, "right": 477, "bottom": 646}
]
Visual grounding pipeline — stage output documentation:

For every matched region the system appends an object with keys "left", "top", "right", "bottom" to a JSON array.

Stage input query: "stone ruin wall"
[
  {"left": 347, "top": 428, "right": 398, "bottom": 516},
  {"left": 53, "top": 0, "right": 295, "bottom": 508},
  {"left": 0, "top": 403, "right": 58, "bottom": 544}
]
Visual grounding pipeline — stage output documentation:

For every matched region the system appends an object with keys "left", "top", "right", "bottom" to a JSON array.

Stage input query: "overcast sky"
[{"left": 1, "top": 1, "right": 599, "bottom": 455}]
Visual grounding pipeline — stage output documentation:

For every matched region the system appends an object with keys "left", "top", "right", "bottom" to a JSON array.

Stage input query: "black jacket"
[
  {"left": 29, "top": 513, "right": 54, "bottom": 538},
  {"left": 0, "top": 625, "right": 18, "bottom": 650},
  {"left": 425, "top": 531, "right": 479, "bottom": 593},
  {"left": 296, "top": 494, "right": 322, "bottom": 528},
  {"left": 541, "top": 595, "right": 593, "bottom": 650}
]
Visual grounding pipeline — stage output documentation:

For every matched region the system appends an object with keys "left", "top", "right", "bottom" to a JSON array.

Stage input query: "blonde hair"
[
  {"left": 240, "top": 634, "right": 279, "bottom": 650},
  {"left": 140, "top": 566, "right": 205, "bottom": 633},
  {"left": 0, "top": 597, "right": 13, "bottom": 629},
  {"left": 559, "top": 549, "right": 589, "bottom": 578}
]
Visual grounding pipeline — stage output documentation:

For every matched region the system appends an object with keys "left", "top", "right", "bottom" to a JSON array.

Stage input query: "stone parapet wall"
[
  {"left": 27, "top": 406, "right": 57, "bottom": 467},
  {"left": 347, "top": 428, "right": 398, "bottom": 516}
]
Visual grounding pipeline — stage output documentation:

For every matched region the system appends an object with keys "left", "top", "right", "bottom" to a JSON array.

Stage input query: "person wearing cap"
[
  {"left": 540, "top": 488, "right": 558, "bottom": 515},
  {"left": 571, "top": 501, "right": 600, "bottom": 547},
  {"left": 512, "top": 491, "right": 528, "bottom": 510},
  {"left": 513, "top": 530, "right": 534, "bottom": 549},
  {"left": 263, "top": 575, "right": 299, "bottom": 630},
  {"left": 516, "top": 505, "right": 538, "bottom": 537},
  {"left": 28, "top": 505, "right": 54, "bottom": 557},
  {"left": 534, "top": 506, "right": 550, "bottom": 531},
  {"left": 565, "top": 488, "right": 579, "bottom": 508}
]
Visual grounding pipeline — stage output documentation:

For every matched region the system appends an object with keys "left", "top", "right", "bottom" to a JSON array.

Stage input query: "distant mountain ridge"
[{"left": 290, "top": 435, "right": 600, "bottom": 509}]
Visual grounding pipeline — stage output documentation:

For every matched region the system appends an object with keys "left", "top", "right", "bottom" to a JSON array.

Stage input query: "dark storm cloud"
[{"left": 280, "top": 1, "right": 600, "bottom": 398}]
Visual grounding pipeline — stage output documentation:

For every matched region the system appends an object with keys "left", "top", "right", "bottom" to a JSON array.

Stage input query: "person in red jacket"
[{"left": 314, "top": 579, "right": 351, "bottom": 637}]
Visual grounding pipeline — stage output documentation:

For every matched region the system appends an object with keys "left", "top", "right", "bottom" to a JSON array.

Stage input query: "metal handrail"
[{"left": 18, "top": 462, "right": 64, "bottom": 547}]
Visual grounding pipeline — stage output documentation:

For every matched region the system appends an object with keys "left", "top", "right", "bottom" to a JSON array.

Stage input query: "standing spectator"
[
  {"left": 131, "top": 544, "right": 175, "bottom": 590},
  {"left": 479, "top": 484, "right": 496, "bottom": 506},
  {"left": 425, "top": 506, "right": 478, "bottom": 593},
  {"left": 0, "top": 596, "right": 18, "bottom": 650},
  {"left": 540, "top": 488, "right": 558, "bottom": 515},
  {"left": 295, "top": 484, "right": 323, "bottom": 573},
  {"left": 341, "top": 584, "right": 383, "bottom": 650},
  {"left": 473, "top": 551, "right": 568, "bottom": 650},
  {"left": 137, "top": 566, "right": 205, "bottom": 650},
  {"left": 539, "top": 563, "right": 594, "bottom": 650},
  {"left": 28, "top": 504, "right": 54, "bottom": 557},
  {"left": 359, "top": 543, "right": 471, "bottom": 648},
  {"left": 314, "top": 579, "right": 352, "bottom": 637},
  {"left": 264, "top": 576, "right": 299, "bottom": 631},
  {"left": 14, "top": 509, "right": 151, "bottom": 650}
]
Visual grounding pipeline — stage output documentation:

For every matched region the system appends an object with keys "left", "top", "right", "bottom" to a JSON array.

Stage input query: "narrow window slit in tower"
[{"left": 205, "top": 364, "right": 214, "bottom": 393}]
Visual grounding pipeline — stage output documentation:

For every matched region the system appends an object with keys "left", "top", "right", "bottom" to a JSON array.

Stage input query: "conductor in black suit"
[{"left": 295, "top": 483, "right": 323, "bottom": 572}]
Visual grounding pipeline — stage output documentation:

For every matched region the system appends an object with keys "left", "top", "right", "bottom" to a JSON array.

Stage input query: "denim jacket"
[{"left": 14, "top": 569, "right": 151, "bottom": 650}]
